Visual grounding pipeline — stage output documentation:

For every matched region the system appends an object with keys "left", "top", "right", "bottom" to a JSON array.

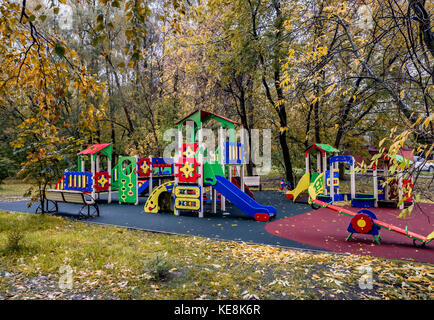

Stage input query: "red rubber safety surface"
[{"left": 265, "top": 203, "right": 434, "bottom": 264}]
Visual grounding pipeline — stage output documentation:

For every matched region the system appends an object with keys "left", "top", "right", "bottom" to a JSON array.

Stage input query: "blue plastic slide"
[
  {"left": 138, "top": 180, "right": 150, "bottom": 195},
  {"left": 213, "top": 175, "right": 276, "bottom": 221}
]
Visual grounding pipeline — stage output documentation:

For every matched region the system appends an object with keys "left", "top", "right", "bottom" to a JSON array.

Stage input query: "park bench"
[
  {"left": 38, "top": 189, "right": 99, "bottom": 218},
  {"left": 243, "top": 176, "right": 262, "bottom": 191}
]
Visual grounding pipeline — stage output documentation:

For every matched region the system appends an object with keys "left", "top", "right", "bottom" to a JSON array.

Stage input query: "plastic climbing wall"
[{"left": 118, "top": 156, "right": 138, "bottom": 204}]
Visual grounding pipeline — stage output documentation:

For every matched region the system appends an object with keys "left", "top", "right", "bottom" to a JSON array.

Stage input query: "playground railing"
[
  {"left": 153, "top": 158, "right": 174, "bottom": 176},
  {"left": 225, "top": 142, "right": 243, "bottom": 164},
  {"left": 64, "top": 171, "right": 93, "bottom": 192},
  {"left": 54, "top": 176, "right": 65, "bottom": 190},
  {"left": 111, "top": 162, "right": 122, "bottom": 189}
]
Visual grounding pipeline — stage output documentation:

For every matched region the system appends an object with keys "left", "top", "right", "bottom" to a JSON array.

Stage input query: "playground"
[
  {"left": 0, "top": 110, "right": 432, "bottom": 266},
  {"left": 1, "top": 188, "right": 433, "bottom": 265},
  {"left": 3, "top": 0, "right": 434, "bottom": 304},
  {"left": 0, "top": 108, "right": 432, "bottom": 303}
]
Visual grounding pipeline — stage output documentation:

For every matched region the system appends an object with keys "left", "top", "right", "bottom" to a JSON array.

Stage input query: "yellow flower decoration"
[
  {"left": 180, "top": 161, "right": 195, "bottom": 178},
  {"left": 98, "top": 175, "right": 108, "bottom": 187},
  {"left": 183, "top": 146, "right": 196, "bottom": 158},
  {"left": 140, "top": 161, "right": 150, "bottom": 174}
]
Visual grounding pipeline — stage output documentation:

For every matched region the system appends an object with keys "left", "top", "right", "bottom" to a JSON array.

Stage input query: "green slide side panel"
[
  {"left": 118, "top": 156, "right": 137, "bottom": 204},
  {"left": 310, "top": 171, "right": 319, "bottom": 183},
  {"left": 203, "top": 162, "right": 225, "bottom": 185}
]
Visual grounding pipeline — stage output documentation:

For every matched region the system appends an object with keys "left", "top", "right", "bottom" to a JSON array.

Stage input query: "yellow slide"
[
  {"left": 307, "top": 173, "right": 325, "bottom": 203},
  {"left": 144, "top": 181, "right": 174, "bottom": 213},
  {"left": 286, "top": 172, "right": 310, "bottom": 202}
]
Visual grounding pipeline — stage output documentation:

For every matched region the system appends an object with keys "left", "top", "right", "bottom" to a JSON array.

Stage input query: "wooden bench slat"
[
  {"left": 45, "top": 192, "right": 65, "bottom": 202},
  {"left": 43, "top": 189, "right": 98, "bottom": 217},
  {"left": 45, "top": 189, "right": 95, "bottom": 205},
  {"left": 63, "top": 192, "right": 86, "bottom": 204},
  {"left": 243, "top": 176, "right": 261, "bottom": 190}
]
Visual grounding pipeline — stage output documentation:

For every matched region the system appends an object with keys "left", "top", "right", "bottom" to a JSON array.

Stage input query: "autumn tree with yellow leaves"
[
  {"left": 0, "top": 0, "right": 432, "bottom": 212},
  {"left": 1, "top": 0, "right": 107, "bottom": 210}
]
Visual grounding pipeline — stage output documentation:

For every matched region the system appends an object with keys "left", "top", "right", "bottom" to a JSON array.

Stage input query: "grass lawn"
[
  {"left": 0, "top": 179, "right": 432, "bottom": 300},
  {"left": 0, "top": 179, "right": 32, "bottom": 201},
  {"left": 0, "top": 211, "right": 432, "bottom": 300}
]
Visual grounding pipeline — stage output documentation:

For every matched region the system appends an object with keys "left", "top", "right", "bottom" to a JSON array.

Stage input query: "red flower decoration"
[{"left": 351, "top": 214, "right": 373, "bottom": 234}]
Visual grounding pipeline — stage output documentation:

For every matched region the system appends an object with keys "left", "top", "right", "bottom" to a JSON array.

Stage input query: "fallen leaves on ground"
[{"left": 0, "top": 211, "right": 432, "bottom": 300}]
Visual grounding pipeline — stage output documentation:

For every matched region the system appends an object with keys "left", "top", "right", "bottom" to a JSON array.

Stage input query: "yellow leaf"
[{"left": 423, "top": 116, "right": 431, "bottom": 129}]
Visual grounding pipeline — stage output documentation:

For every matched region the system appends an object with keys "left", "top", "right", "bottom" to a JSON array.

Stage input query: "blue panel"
[
  {"left": 355, "top": 193, "right": 374, "bottom": 199},
  {"left": 152, "top": 157, "right": 174, "bottom": 165},
  {"left": 351, "top": 199, "right": 375, "bottom": 208},
  {"left": 317, "top": 195, "right": 333, "bottom": 203},
  {"left": 225, "top": 142, "right": 244, "bottom": 164},
  {"left": 333, "top": 194, "right": 345, "bottom": 201},
  {"left": 64, "top": 172, "right": 93, "bottom": 192},
  {"left": 329, "top": 155, "right": 353, "bottom": 166},
  {"left": 138, "top": 180, "right": 149, "bottom": 194},
  {"left": 325, "top": 170, "right": 339, "bottom": 191}
]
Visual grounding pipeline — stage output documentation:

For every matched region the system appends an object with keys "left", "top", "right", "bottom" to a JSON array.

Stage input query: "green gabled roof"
[
  {"left": 316, "top": 143, "right": 340, "bottom": 153},
  {"left": 176, "top": 109, "right": 241, "bottom": 129},
  {"left": 305, "top": 142, "right": 340, "bottom": 157}
]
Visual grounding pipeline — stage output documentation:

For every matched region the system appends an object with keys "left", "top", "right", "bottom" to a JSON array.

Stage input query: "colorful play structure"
[
  {"left": 307, "top": 173, "right": 434, "bottom": 247},
  {"left": 54, "top": 143, "right": 175, "bottom": 206},
  {"left": 286, "top": 143, "right": 342, "bottom": 203},
  {"left": 46, "top": 116, "right": 432, "bottom": 248},
  {"left": 282, "top": 142, "right": 432, "bottom": 247},
  {"left": 52, "top": 109, "right": 276, "bottom": 222},
  {"left": 153, "top": 109, "right": 276, "bottom": 221},
  {"left": 285, "top": 142, "right": 413, "bottom": 210}
]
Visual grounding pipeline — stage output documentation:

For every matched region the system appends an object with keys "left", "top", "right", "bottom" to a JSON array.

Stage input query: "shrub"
[
  {"left": 144, "top": 253, "right": 172, "bottom": 281},
  {"left": 5, "top": 227, "right": 25, "bottom": 252}
]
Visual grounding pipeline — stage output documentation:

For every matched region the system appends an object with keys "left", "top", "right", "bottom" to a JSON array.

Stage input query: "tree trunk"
[
  {"left": 409, "top": 0, "right": 434, "bottom": 58},
  {"left": 235, "top": 78, "right": 255, "bottom": 176},
  {"left": 247, "top": 0, "right": 294, "bottom": 185},
  {"left": 314, "top": 99, "right": 320, "bottom": 142},
  {"left": 304, "top": 101, "right": 313, "bottom": 149}
]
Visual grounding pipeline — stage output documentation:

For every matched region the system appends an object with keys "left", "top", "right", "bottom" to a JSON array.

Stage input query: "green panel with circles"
[{"left": 118, "top": 156, "right": 138, "bottom": 204}]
